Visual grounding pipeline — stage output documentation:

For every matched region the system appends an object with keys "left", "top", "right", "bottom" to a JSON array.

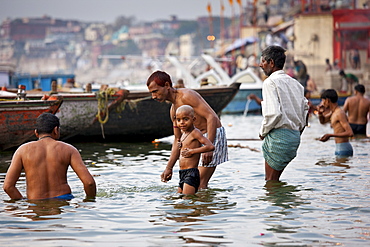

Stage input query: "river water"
[{"left": 0, "top": 114, "right": 369, "bottom": 246}]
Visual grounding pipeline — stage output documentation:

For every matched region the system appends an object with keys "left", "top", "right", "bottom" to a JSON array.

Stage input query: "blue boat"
[{"left": 11, "top": 73, "right": 75, "bottom": 91}]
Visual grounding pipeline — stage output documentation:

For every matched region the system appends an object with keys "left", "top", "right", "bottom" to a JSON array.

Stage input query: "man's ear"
[
  {"left": 34, "top": 129, "right": 39, "bottom": 138},
  {"left": 52, "top": 126, "right": 59, "bottom": 135},
  {"left": 165, "top": 81, "right": 171, "bottom": 88}
]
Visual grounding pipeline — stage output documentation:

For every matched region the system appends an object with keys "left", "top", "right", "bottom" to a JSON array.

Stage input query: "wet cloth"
[
  {"left": 335, "top": 142, "right": 353, "bottom": 157},
  {"left": 349, "top": 123, "right": 366, "bottom": 135},
  {"left": 202, "top": 126, "right": 228, "bottom": 167},
  {"left": 262, "top": 128, "right": 301, "bottom": 171},
  {"left": 53, "top": 193, "right": 74, "bottom": 200},
  {"left": 179, "top": 168, "right": 200, "bottom": 193}
]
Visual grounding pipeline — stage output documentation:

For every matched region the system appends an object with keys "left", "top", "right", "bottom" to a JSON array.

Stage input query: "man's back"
[
  {"left": 13, "top": 138, "right": 75, "bottom": 199},
  {"left": 344, "top": 95, "right": 370, "bottom": 125}
]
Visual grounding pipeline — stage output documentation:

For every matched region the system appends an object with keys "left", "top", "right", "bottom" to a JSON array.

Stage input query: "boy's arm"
[
  {"left": 319, "top": 111, "right": 354, "bottom": 142},
  {"left": 3, "top": 149, "right": 24, "bottom": 200},
  {"left": 181, "top": 131, "right": 215, "bottom": 157},
  {"left": 318, "top": 105, "right": 331, "bottom": 124}
]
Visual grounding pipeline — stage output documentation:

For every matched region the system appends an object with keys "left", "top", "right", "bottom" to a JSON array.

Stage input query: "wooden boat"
[
  {"left": 0, "top": 95, "right": 63, "bottom": 150},
  {"left": 73, "top": 82, "right": 241, "bottom": 141},
  {"left": 52, "top": 89, "right": 128, "bottom": 140},
  {"left": 1, "top": 89, "right": 128, "bottom": 141}
]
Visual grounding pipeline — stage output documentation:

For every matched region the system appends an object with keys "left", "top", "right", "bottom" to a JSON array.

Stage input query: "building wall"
[{"left": 294, "top": 14, "right": 333, "bottom": 91}]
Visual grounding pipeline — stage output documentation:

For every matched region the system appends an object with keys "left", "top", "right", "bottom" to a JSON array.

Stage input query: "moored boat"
[
  {"left": 74, "top": 82, "right": 241, "bottom": 141},
  {"left": 0, "top": 95, "right": 63, "bottom": 150}
]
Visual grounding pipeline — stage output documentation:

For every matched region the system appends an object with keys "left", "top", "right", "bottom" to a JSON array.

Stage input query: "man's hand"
[
  {"left": 259, "top": 134, "right": 264, "bottom": 140},
  {"left": 202, "top": 151, "right": 213, "bottom": 165},
  {"left": 161, "top": 167, "right": 173, "bottom": 182},
  {"left": 319, "top": 134, "right": 330, "bottom": 142}
]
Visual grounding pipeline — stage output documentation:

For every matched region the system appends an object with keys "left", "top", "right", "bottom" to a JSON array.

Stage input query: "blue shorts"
[
  {"left": 335, "top": 142, "right": 353, "bottom": 158},
  {"left": 53, "top": 193, "right": 74, "bottom": 200}
]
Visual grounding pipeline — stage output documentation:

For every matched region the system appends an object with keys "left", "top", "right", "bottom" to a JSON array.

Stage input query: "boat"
[
  {"left": 200, "top": 54, "right": 263, "bottom": 114},
  {"left": 0, "top": 93, "right": 63, "bottom": 150},
  {"left": 2, "top": 81, "right": 129, "bottom": 140},
  {"left": 167, "top": 54, "right": 263, "bottom": 114},
  {"left": 73, "top": 82, "right": 241, "bottom": 141},
  {"left": 310, "top": 92, "right": 350, "bottom": 106}
]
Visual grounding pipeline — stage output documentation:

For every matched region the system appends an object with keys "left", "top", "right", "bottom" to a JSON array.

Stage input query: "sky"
[{"left": 0, "top": 0, "right": 237, "bottom": 24}]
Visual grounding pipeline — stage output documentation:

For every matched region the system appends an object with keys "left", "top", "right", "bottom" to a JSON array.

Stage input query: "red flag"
[
  {"left": 221, "top": 0, "right": 225, "bottom": 12},
  {"left": 236, "top": 0, "right": 242, "bottom": 6},
  {"left": 207, "top": 2, "right": 212, "bottom": 13},
  {"left": 228, "top": 0, "right": 233, "bottom": 6}
]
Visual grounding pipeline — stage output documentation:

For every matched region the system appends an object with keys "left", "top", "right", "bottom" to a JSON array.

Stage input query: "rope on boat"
[
  {"left": 115, "top": 96, "right": 152, "bottom": 114},
  {"left": 96, "top": 87, "right": 116, "bottom": 138}
]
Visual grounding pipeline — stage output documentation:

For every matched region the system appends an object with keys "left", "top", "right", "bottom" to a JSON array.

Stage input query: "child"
[
  {"left": 161, "top": 105, "right": 215, "bottom": 195},
  {"left": 317, "top": 89, "right": 354, "bottom": 157}
]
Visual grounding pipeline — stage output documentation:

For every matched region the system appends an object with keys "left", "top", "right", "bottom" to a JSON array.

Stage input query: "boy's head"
[
  {"left": 175, "top": 105, "right": 196, "bottom": 131},
  {"left": 176, "top": 105, "right": 194, "bottom": 118},
  {"left": 320, "top": 89, "right": 338, "bottom": 104}
]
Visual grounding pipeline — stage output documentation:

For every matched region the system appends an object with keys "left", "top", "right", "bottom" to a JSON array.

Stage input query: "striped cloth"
[
  {"left": 262, "top": 128, "right": 301, "bottom": 171},
  {"left": 202, "top": 126, "right": 228, "bottom": 167}
]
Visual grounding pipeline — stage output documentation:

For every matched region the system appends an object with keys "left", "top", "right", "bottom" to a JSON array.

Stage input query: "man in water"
[
  {"left": 147, "top": 70, "right": 228, "bottom": 189},
  {"left": 3, "top": 113, "right": 96, "bottom": 200},
  {"left": 258, "top": 46, "right": 308, "bottom": 181},
  {"left": 339, "top": 70, "right": 358, "bottom": 94},
  {"left": 343, "top": 84, "right": 370, "bottom": 136},
  {"left": 318, "top": 89, "right": 354, "bottom": 157}
]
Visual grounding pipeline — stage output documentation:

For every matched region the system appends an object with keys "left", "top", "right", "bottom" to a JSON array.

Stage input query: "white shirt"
[{"left": 259, "top": 70, "right": 308, "bottom": 137}]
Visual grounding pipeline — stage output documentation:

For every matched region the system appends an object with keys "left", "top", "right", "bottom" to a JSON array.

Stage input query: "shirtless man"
[
  {"left": 343, "top": 84, "right": 370, "bottom": 136},
  {"left": 164, "top": 105, "right": 215, "bottom": 195},
  {"left": 3, "top": 113, "right": 96, "bottom": 200},
  {"left": 147, "top": 70, "right": 228, "bottom": 189},
  {"left": 318, "top": 89, "right": 354, "bottom": 157}
]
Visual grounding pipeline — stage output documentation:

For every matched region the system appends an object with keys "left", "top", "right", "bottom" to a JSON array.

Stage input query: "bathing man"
[
  {"left": 258, "top": 45, "right": 309, "bottom": 181},
  {"left": 343, "top": 84, "right": 370, "bottom": 136},
  {"left": 3, "top": 113, "right": 96, "bottom": 200},
  {"left": 318, "top": 89, "right": 354, "bottom": 157},
  {"left": 165, "top": 105, "right": 215, "bottom": 195},
  {"left": 147, "top": 70, "right": 228, "bottom": 189}
]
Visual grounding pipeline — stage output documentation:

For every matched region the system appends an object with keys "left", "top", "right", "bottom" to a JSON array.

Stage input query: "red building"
[{"left": 332, "top": 9, "right": 370, "bottom": 69}]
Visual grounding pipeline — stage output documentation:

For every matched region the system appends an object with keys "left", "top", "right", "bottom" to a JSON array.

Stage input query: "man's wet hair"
[
  {"left": 36, "top": 113, "right": 60, "bottom": 134},
  {"left": 320, "top": 89, "right": 338, "bottom": 103},
  {"left": 261, "top": 45, "right": 286, "bottom": 69},
  {"left": 146, "top": 70, "right": 173, "bottom": 87}
]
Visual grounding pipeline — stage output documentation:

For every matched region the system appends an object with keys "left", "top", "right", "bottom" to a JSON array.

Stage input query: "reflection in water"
[
  {"left": 261, "top": 181, "right": 305, "bottom": 210},
  {"left": 259, "top": 181, "right": 308, "bottom": 235},
  {"left": 4, "top": 199, "right": 70, "bottom": 221},
  {"left": 163, "top": 189, "right": 236, "bottom": 224},
  {"left": 156, "top": 189, "right": 235, "bottom": 245},
  {"left": 315, "top": 157, "right": 351, "bottom": 172}
]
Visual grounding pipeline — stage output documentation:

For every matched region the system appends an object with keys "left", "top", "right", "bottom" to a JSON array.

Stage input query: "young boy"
[
  {"left": 161, "top": 105, "right": 215, "bottom": 195},
  {"left": 317, "top": 89, "right": 354, "bottom": 157}
]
